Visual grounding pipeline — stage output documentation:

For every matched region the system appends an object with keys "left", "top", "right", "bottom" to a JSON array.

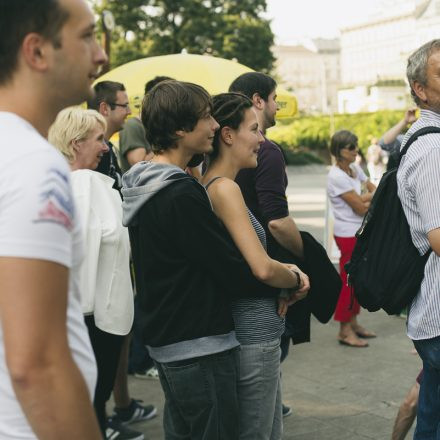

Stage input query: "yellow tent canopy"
[{"left": 97, "top": 53, "right": 297, "bottom": 118}]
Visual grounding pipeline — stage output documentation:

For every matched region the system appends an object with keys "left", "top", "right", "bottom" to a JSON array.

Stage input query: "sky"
[{"left": 265, "top": 0, "right": 385, "bottom": 43}]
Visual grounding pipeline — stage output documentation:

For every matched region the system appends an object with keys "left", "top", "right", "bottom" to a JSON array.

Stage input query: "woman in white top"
[
  {"left": 49, "top": 108, "right": 134, "bottom": 436},
  {"left": 327, "top": 130, "right": 376, "bottom": 348}
]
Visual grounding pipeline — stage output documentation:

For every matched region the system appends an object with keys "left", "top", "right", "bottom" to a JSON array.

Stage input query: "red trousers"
[{"left": 334, "top": 236, "right": 360, "bottom": 322}]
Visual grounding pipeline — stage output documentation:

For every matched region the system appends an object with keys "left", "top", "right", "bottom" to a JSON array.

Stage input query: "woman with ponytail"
[{"left": 202, "top": 92, "right": 309, "bottom": 440}]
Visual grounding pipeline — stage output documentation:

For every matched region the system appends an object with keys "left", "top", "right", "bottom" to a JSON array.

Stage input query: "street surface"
[{"left": 117, "top": 165, "right": 420, "bottom": 439}]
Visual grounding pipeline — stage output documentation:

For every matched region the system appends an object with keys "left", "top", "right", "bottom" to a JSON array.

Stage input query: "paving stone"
[
  {"left": 284, "top": 420, "right": 365, "bottom": 440},
  {"left": 326, "top": 413, "right": 393, "bottom": 438}
]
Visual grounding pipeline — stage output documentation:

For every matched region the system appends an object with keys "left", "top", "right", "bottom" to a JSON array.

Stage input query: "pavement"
[{"left": 114, "top": 165, "right": 421, "bottom": 439}]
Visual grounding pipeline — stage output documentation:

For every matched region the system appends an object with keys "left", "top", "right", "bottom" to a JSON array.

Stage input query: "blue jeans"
[
  {"left": 413, "top": 335, "right": 440, "bottom": 439},
  {"left": 237, "top": 338, "right": 282, "bottom": 440},
  {"left": 155, "top": 347, "right": 240, "bottom": 440}
]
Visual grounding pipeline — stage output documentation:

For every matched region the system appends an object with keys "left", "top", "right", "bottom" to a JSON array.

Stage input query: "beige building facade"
[
  {"left": 273, "top": 39, "right": 340, "bottom": 114},
  {"left": 272, "top": 0, "right": 440, "bottom": 114},
  {"left": 338, "top": 0, "right": 440, "bottom": 113}
]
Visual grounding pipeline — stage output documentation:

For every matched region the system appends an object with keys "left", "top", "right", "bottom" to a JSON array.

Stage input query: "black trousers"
[{"left": 85, "top": 315, "right": 125, "bottom": 436}]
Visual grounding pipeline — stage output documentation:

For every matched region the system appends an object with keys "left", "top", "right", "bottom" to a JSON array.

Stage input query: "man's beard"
[{"left": 264, "top": 112, "right": 276, "bottom": 130}]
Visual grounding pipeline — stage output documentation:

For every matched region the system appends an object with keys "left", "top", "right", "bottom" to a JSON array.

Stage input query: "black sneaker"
[
  {"left": 282, "top": 403, "right": 292, "bottom": 418},
  {"left": 106, "top": 417, "right": 144, "bottom": 440},
  {"left": 113, "top": 399, "right": 157, "bottom": 425}
]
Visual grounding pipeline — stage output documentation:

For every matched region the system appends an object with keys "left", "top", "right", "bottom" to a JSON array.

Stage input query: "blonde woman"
[{"left": 49, "top": 108, "right": 136, "bottom": 438}]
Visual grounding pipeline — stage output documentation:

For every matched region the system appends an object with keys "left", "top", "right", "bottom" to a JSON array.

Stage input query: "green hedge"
[
  {"left": 268, "top": 110, "right": 406, "bottom": 164},
  {"left": 282, "top": 150, "right": 324, "bottom": 165}
]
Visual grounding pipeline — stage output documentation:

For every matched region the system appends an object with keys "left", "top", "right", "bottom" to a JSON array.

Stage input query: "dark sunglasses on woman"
[{"left": 344, "top": 144, "right": 357, "bottom": 151}]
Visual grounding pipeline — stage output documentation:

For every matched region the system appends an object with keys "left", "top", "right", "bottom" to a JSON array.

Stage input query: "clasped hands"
[{"left": 277, "top": 264, "right": 310, "bottom": 318}]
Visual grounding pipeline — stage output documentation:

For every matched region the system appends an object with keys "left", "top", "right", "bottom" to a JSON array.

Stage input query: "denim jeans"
[
  {"left": 237, "top": 338, "right": 282, "bottom": 440},
  {"left": 413, "top": 335, "right": 440, "bottom": 440},
  {"left": 155, "top": 347, "right": 240, "bottom": 440}
]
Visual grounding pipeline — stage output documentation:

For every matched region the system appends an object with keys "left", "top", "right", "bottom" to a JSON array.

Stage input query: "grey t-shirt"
[{"left": 118, "top": 117, "right": 151, "bottom": 173}]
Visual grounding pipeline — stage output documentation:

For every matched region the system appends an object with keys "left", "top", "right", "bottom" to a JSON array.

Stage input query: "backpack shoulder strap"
[{"left": 400, "top": 126, "right": 440, "bottom": 161}]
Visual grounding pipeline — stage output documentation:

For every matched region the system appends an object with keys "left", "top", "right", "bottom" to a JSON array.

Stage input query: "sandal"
[
  {"left": 338, "top": 338, "right": 369, "bottom": 348},
  {"left": 353, "top": 326, "right": 377, "bottom": 339}
]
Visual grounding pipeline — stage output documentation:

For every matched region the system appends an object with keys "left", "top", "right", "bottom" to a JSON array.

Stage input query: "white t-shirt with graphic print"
[
  {"left": 0, "top": 112, "right": 97, "bottom": 439},
  {"left": 327, "top": 163, "right": 367, "bottom": 237}
]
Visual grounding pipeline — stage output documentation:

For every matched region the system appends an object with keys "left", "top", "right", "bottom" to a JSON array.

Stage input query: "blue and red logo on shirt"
[{"left": 34, "top": 168, "right": 74, "bottom": 230}]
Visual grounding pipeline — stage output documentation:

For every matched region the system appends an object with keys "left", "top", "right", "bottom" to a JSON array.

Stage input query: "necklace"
[{"left": 336, "top": 163, "right": 354, "bottom": 178}]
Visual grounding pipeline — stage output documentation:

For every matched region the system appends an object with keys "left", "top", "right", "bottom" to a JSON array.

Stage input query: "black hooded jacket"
[{"left": 122, "top": 161, "right": 279, "bottom": 349}]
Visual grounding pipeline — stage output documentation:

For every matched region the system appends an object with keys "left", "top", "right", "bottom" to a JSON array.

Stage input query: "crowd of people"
[{"left": 2, "top": 1, "right": 440, "bottom": 439}]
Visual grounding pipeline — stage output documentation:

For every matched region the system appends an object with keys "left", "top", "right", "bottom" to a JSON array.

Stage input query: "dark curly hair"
[{"left": 209, "top": 92, "right": 254, "bottom": 161}]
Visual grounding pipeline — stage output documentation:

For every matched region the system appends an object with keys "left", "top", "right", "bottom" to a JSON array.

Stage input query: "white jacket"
[{"left": 71, "top": 169, "right": 133, "bottom": 335}]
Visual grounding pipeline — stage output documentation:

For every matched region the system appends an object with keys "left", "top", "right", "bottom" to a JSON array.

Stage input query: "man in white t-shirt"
[{"left": 0, "top": 0, "right": 107, "bottom": 438}]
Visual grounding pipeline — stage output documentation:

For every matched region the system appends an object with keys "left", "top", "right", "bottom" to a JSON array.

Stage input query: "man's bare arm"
[
  {"left": 428, "top": 229, "right": 440, "bottom": 256},
  {"left": 382, "top": 109, "right": 417, "bottom": 145},
  {"left": 0, "top": 258, "right": 101, "bottom": 440},
  {"left": 268, "top": 215, "right": 304, "bottom": 259}
]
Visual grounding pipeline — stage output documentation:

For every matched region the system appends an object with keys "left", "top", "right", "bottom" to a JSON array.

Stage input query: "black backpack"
[{"left": 345, "top": 126, "right": 440, "bottom": 315}]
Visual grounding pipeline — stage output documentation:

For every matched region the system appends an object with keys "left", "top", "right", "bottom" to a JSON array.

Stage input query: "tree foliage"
[
  {"left": 268, "top": 110, "right": 407, "bottom": 163},
  {"left": 92, "top": 0, "right": 274, "bottom": 72}
]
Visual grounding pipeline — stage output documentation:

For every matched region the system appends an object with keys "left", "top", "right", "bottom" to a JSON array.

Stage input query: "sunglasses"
[{"left": 344, "top": 144, "right": 357, "bottom": 151}]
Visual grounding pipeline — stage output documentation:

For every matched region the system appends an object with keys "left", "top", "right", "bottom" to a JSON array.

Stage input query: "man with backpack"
[{"left": 398, "top": 39, "right": 440, "bottom": 438}]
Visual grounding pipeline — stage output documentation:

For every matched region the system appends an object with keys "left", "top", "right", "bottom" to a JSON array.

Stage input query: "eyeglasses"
[{"left": 109, "top": 102, "right": 130, "bottom": 109}]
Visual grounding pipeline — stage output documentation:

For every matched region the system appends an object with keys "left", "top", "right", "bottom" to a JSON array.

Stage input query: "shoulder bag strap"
[{"left": 399, "top": 126, "right": 440, "bottom": 165}]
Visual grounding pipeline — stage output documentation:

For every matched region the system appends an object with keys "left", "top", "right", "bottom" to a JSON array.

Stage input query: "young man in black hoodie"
[{"left": 122, "top": 80, "right": 305, "bottom": 439}]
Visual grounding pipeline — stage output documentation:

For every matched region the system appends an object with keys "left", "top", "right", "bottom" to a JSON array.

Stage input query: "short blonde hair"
[{"left": 48, "top": 107, "right": 107, "bottom": 162}]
